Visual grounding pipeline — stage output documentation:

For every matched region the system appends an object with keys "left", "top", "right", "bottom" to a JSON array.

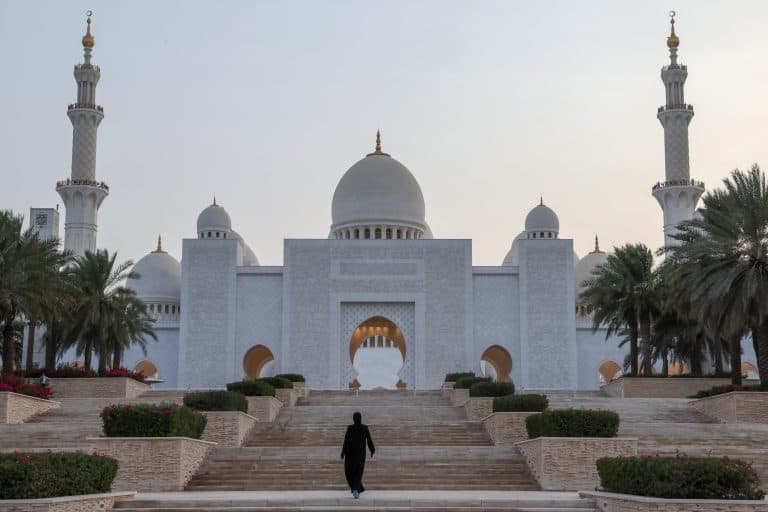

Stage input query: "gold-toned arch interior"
[
  {"left": 134, "top": 360, "right": 159, "bottom": 379},
  {"left": 481, "top": 345, "right": 512, "bottom": 383},
  {"left": 243, "top": 344, "right": 275, "bottom": 379},
  {"left": 598, "top": 361, "right": 622, "bottom": 383}
]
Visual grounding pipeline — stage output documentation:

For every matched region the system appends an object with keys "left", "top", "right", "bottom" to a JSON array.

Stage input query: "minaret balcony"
[
  {"left": 657, "top": 104, "right": 693, "bottom": 113},
  {"left": 652, "top": 179, "right": 704, "bottom": 192},
  {"left": 68, "top": 103, "right": 104, "bottom": 112},
  {"left": 56, "top": 178, "right": 110, "bottom": 192}
]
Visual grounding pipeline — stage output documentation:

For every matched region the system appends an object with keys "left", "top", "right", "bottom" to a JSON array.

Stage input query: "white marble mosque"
[{"left": 27, "top": 15, "right": 760, "bottom": 390}]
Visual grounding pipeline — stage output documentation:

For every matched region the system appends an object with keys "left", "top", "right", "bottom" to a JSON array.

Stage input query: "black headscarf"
[{"left": 353, "top": 411, "right": 362, "bottom": 424}]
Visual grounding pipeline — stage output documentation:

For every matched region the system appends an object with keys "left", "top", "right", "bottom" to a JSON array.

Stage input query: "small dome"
[
  {"left": 502, "top": 231, "right": 527, "bottom": 266},
  {"left": 128, "top": 241, "right": 181, "bottom": 302},
  {"left": 525, "top": 201, "right": 559, "bottom": 236},
  {"left": 231, "top": 230, "right": 260, "bottom": 266},
  {"left": 197, "top": 200, "right": 232, "bottom": 234},
  {"left": 574, "top": 236, "right": 608, "bottom": 297},
  {"left": 331, "top": 133, "right": 427, "bottom": 237}
]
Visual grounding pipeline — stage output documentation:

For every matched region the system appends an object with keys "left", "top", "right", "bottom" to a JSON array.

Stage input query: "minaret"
[
  {"left": 57, "top": 12, "right": 109, "bottom": 256},
  {"left": 652, "top": 12, "right": 704, "bottom": 248}
]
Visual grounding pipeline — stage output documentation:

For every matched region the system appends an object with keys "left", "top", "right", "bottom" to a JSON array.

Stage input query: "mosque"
[{"left": 28, "top": 15, "right": 759, "bottom": 390}]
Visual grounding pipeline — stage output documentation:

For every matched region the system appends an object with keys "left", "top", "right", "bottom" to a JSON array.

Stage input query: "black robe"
[{"left": 341, "top": 423, "right": 375, "bottom": 492}]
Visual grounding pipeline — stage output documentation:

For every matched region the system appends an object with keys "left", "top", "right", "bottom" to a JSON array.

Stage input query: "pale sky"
[{"left": 2, "top": 1, "right": 767, "bottom": 266}]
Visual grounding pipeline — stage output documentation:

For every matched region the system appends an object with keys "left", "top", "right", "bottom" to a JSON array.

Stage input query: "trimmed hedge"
[
  {"left": 597, "top": 455, "right": 764, "bottom": 500},
  {"left": 526, "top": 409, "right": 619, "bottom": 438},
  {"left": 100, "top": 402, "right": 206, "bottom": 438},
  {"left": 493, "top": 394, "right": 548, "bottom": 412},
  {"left": 226, "top": 380, "right": 276, "bottom": 397},
  {"left": 694, "top": 384, "right": 768, "bottom": 399},
  {"left": 183, "top": 390, "right": 247, "bottom": 412},
  {"left": 469, "top": 381, "right": 515, "bottom": 397},
  {"left": 274, "top": 373, "right": 306, "bottom": 383},
  {"left": 454, "top": 376, "right": 492, "bottom": 389},
  {"left": 445, "top": 372, "right": 475, "bottom": 383},
  {"left": 256, "top": 377, "right": 293, "bottom": 389},
  {"left": 0, "top": 451, "right": 118, "bottom": 499}
]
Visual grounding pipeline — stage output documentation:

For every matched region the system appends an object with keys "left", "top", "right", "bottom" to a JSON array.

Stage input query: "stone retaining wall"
[
  {"left": 48, "top": 378, "right": 150, "bottom": 399},
  {"left": 516, "top": 437, "right": 637, "bottom": 490},
  {"left": 246, "top": 396, "right": 282, "bottom": 421},
  {"left": 465, "top": 397, "right": 494, "bottom": 420},
  {"left": 483, "top": 412, "right": 535, "bottom": 444},
  {"left": 0, "top": 492, "right": 136, "bottom": 512},
  {"left": 276, "top": 388, "right": 298, "bottom": 407},
  {"left": 441, "top": 382, "right": 454, "bottom": 396},
  {"left": 0, "top": 392, "right": 60, "bottom": 424},
  {"left": 689, "top": 392, "right": 768, "bottom": 423},
  {"left": 450, "top": 388, "right": 470, "bottom": 406},
  {"left": 579, "top": 491, "right": 768, "bottom": 511},
  {"left": 202, "top": 411, "right": 257, "bottom": 446},
  {"left": 87, "top": 437, "right": 215, "bottom": 492},
  {"left": 293, "top": 382, "right": 309, "bottom": 399},
  {"left": 601, "top": 377, "right": 734, "bottom": 398}
]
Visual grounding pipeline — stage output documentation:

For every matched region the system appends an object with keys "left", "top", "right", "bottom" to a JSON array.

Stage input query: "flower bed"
[
  {"left": 0, "top": 392, "right": 60, "bottom": 424},
  {"left": 690, "top": 391, "right": 768, "bottom": 423},
  {"left": 602, "top": 377, "right": 733, "bottom": 398},
  {"left": 469, "top": 381, "right": 515, "bottom": 397},
  {"left": 0, "top": 451, "right": 118, "bottom": 499},
  {"left": 1, "top": 375, "right": 53, "bottom": 399},
  {"left": 494, "top": 394, "right": 548, "bottom": 412},
  {"left": 596, "top": 455, "right": 764, "bottom": 500},
  {"left": 26, "top": 365, "right": 146, "bottom": 383},
  {"left": 101, "top": 403, "right": 206, "bottom": 438},
  {"left": 445, "top": 371, "right": 475, "bottom": 383},
  {"left": 579, "top": 491, "right": 768, "bottom": 512}
]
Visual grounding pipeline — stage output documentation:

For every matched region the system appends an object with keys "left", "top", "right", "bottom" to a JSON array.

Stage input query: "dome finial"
[
  {"left": 667, "top": 11, "right": 680, "bottom": 49},
  {"left": 540, "top": 195, "right": 544, "bottom": 206},
  {"left": 82, "top": 11, "right": 95, "bottom": 49},
  {"left": 213, "top": 195, "right": 217, "bottom": 206},
  {"left": 367, "top": 130, "right": 390, "bottom": 157},
  {"left": 153, "top": 234, "right": 165, "bottom": 253},
  {"left": 594, "top": 234, "right": 600, "bottom": 252}
]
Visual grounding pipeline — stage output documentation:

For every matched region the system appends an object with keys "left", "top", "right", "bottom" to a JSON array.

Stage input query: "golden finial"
[
  {"left": 367, "top": 130, "right": 390, "bottom": 157},
  {"left": 213, "top": 195, "right": 217, "bottom": 206},
  {"left": 82, "top": 11, "right": 95, "bottom": 48},
  {"left": 540, "top": 196, "right": 544, "bottom": 206},
  {"left": 667, "top": 11, "right": 680, "bottom": 49},
  {"left": 153, "top": 235, "right": 164, "bottom": 253},
  {"left": 593, "top": 235, "right": 601, "bottom": 253}
]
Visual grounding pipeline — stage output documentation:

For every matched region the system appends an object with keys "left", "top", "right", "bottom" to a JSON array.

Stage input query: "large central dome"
[{"left": 331, "top": 132, "right": 428, "bottom": 240}]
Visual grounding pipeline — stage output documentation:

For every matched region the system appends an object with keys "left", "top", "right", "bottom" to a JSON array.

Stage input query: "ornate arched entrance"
[
  {"left": 480, "top": 345, "right": 512, "bottom": 383},
  {"left": 134, "top": 360, "right": 159, "bottom": 380},
  {"left": 347, "top": 316, "right": 407, "bottom": 389},
  {"left": 598, "top": 360, "right": 622, "bottom": 384},
  {"left": 243, "top": 344, "right": 275, "bottom": 379}
]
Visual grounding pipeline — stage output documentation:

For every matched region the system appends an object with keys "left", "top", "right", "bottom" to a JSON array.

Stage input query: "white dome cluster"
[
  {"left": 330, "top": 132, "right": 430, "bottom": 240},
  {"left": 574, "top": 236, "right": 608, "bottom": 299},
  {"left": 525, "top": 200, "right": 559, "bottom": 239},
  {"left": 195, "top": 199, "right": 259, "bottom": 266},
  {"left": 127, "top": 237, "right": 182, "bottom": 323}
]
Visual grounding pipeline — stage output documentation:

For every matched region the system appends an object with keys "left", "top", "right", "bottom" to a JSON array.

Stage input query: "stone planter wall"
[
  {"left": 450, "top": 388, "right": 470, "bottom": 406},
  {"left": 483, "top": 412, "right": 536, "bottom": 444},
  {"left": 516, "top": 437, "right": 638, "bottom": 491},
  {"left": 0, "top": 392, "right": 60, "bottom": 424},
  {"left": 202, "top": 411, "right": 257, "bottom": 446},
  {"left": 579, "top": 491, "right": 768, "bottom": 512},
  {"left": 442, "top": 382, "right": 454, "bottom": 396},
  {"left": 465, "top": 397, "right": 494, "bottom": 420},
  {"left": 48, "top": 378, "right": 150, "bottom": 399},
  {"left": 87, "top": 437, "right": 215, "bottom": 492},
  {"left": 246, "top": 396, "right": 283, "bottom": 421},
  {"left": 276, "top": 388, "right": 298, "bottom": 407},
  {"left": 601, "top": 377, "right": 733, "bottom": 398},
  {"left": 293, "top": 382, "right": 309, "bottom": 399},
  {"left": 690, "top": 392, "right": 768, "bottom": 424},
  {"left": 0, "top": 492, "right": 136, "bottom": 512}
]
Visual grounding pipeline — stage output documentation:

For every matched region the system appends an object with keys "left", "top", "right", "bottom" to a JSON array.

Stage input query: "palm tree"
[
  {"left": 0, "top": 210, "right": 67, "bottom": 375},
  {"left": 670, "top": 165, "right": 768, "bottom": 385},
  {"left": 108, "top": 288, "right": 156, "bottom": 369},
  {"left": 64, "top": 250, "right": 136, "bottom": 371}
]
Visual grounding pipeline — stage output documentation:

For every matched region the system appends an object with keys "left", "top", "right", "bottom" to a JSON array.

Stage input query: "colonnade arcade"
[{"left": 332, "top": 225, "right": 425, "bottom": 240}]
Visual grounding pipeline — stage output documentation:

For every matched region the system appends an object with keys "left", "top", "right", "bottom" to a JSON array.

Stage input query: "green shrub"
[
  {"left": 526, "top": 409, "right": 619, "bottom": 438},
  {"left": 469, "top": 381, "right": 515, "bottom": 397},
  {"left": 0, "top": 451, "right": 118, "bottom": 499},
  {"left": 445, "top": 372, "right": 475, "bottom": 383},
  {"left": 694, "top": 384, "right": 768, "bottom": 399},
  {"left": 183, "top": 390, "right": 247, "bottom": 412},
  {"left": 256, "top": 377, "right": 293, "bottom": 389},
  {"left": 100, "top": 402, "right": 206, "bottom": 439},
  {"left": 454, "top": 376, "right": 492, "bottom": 389},
  {"left": 274, "top": 373, "right": 306, "bottom": 383},
  {"left": 226, "top": 380, "right": 276, "bottom": 397},
  {"left": 493, "top": 394, "right": 548, "bottom": 412},
  {"left": 597, "top": 455, "right": 764, "bottom": 500}
]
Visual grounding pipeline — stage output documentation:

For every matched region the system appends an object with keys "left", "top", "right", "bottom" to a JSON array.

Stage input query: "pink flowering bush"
[
  {"left": 100, "top": 402, "right": 206, "bottom": 439},
  {"left": 0, "top": 375, "right": 53, "bottom": 399},
  {"left": 0, "top": 451, "right": 117, "bottom": 499},
  {"left": 597, "top": 454, "right": 764, "bottom": 500}
]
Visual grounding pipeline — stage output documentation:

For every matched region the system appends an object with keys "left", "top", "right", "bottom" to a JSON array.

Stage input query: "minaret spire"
[
  {"left": 57, "top": 11, "right": 109, "bottom": 256},
  {"left": 652, "top": 12, "right": 704, "bottom": 248}
]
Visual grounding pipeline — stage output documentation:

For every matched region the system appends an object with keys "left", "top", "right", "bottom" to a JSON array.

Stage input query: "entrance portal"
[
  {"left": 243, "top": 344, "right": 275, "bottom": 379},
  {"left": 348, "top": 316, "right": 406, "bottom": 389},
  {"left": 480, "top": 345, "right": 512, "bottom": 383}
]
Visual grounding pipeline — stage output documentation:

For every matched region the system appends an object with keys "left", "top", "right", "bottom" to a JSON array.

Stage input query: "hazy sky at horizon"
[{"left": 1, "top": 1, "right": 767, "bottom": 266}]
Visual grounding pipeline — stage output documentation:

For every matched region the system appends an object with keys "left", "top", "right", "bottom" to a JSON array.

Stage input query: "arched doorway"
[
  {"left": 348, "top": 316, "right": 406, "bottom": 389},
  {"left": 598, "top": 361, "right": 622, "bottom": 385},
  {"left": 668, "top": 362, "right": 689, "bottom": 376},
  {"left": 480, "top": 345, "right": 512, "bottom": 383},
  {"left": 243, "top": 345, "right": 275, "bottom": 380},
  {"left": 742, "top": 362, "right": 759, "bottom": 380},
  {"left": 134, "top": 360, "right": 159, "bottom": 380}
]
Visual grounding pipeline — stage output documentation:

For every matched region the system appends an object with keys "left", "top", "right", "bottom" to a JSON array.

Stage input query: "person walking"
[{"left": 340, "top": 411, "right": 375, "bottom": 498}]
